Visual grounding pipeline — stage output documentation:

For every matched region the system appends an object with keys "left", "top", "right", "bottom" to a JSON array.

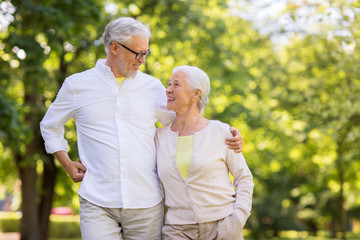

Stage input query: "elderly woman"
[{"left": 155, "top": 66, "right": 254, "bottom": 240}]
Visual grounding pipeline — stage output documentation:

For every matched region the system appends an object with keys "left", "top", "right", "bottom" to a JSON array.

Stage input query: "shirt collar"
[
  {"left": 95, "top": 59, "right": 139, "bottom": 80},
  {"left": 95, "top": 59, "right": 112, "bottom": 76}
]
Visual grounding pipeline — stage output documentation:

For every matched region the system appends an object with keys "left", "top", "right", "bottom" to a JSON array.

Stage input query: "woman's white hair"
[
  {"left": 172, "top": 65, "right": 210, "bottom": 114},
  {"left": 102, "top": 17, "right": 151, "bottom": 54}
]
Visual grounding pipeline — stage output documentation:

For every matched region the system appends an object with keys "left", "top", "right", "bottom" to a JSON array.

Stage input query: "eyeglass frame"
[{"left": 114, "top": 42, "right": 151, "bottom": 60}]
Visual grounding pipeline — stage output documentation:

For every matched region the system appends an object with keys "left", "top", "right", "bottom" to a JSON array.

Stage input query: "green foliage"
[
  {"left": 0, "top": 90, "right": 21, "bottom": 150},
  {"left": 0, "top": 44, "right": 22, "bottom": 201},
  {"left": 1, "top": 0, "right": 107, "bottom": 210},
  {"left": 0, "top": 0, "right": 359, "bottom": 238},
  {"left": 232, "top": 0, "right": 360, "bottom": 235}
]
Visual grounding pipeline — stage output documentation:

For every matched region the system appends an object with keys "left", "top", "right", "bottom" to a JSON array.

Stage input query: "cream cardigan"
[{"left": 156, "top": 120, "right": 254, "bottom": 227}]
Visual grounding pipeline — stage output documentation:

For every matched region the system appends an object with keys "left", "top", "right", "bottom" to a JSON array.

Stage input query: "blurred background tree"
[
  {"left": 0, "top": 0, "right": 359, "bottom": 239},
  {"left": 1, "top": 0, "right": 104, "bottom": 239}
]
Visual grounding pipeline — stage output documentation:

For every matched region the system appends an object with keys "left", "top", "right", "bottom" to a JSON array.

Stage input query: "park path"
[{"left": 0, "top": 232, "right": 20, "bottom": 240}]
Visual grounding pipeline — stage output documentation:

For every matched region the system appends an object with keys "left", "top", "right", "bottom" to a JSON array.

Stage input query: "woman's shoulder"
[
  {"left": 209, "top": 120, "right": 230, "bottom": 130},
  {"left": 156, "top": 122, "right": 173, "bottom": 136},
  {"left": 207, "top": 120, "right": 232, "bottom": 136}
]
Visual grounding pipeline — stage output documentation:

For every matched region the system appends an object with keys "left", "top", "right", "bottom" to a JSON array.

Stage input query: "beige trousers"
[
  {"left": 162, "top": 215, "right": 244, "bottom": 240},
  {"left": 79, "top": 196, "right": 163, "bottom": 240}
]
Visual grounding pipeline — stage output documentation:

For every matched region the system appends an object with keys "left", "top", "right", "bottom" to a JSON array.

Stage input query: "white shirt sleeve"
[{"left": 40, "top": 79, "right": 74, "bottom": 154}]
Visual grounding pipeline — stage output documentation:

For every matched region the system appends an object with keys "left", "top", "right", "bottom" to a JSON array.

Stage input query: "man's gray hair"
[
  {"left": 102, "top": 17, "right": 151, "bottom": 54},
  {"left": 172, "top": 65, "right": 210, "bottom": 114}
]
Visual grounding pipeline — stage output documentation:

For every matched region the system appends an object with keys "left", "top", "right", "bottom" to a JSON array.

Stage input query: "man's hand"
[
  {"left": 225, "top": 127, "right": 243, "bottom": 153},
  {"left": 54, "top": 151, "right": 87, "bottom": 183},
  {"left": 66, "top": 160, "right": 87, "bottom": 183}
]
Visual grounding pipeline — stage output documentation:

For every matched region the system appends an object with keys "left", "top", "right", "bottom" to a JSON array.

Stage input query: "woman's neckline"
[{"left": 169, "top": 119, "right": 211, "bottom": 136}]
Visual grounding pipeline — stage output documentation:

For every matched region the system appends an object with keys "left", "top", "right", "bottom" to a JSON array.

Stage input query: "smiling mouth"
[{"left": 167, "top": 97, "right": 174, "bottom": 101}]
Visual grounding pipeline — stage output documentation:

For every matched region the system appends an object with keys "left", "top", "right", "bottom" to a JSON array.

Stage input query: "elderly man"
[{"left": 40, "top": 17, "right": 243, "bottom": 240}]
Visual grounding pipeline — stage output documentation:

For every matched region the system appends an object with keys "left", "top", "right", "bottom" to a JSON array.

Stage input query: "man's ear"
[{"left": 110, "top": 42, "right": 119, "bottom": 55}]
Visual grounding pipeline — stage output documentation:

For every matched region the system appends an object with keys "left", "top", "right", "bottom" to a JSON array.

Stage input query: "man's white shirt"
[{"left": 40, "top": 59, "right": 174, "bottom": 208}]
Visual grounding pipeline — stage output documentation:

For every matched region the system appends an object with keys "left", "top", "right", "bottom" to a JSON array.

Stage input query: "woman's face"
[{"left": 166, "top": 71, "right": 195, "bottom": 113}]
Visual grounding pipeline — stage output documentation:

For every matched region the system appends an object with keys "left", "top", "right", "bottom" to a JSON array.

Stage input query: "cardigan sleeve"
[{"left": 226, "top": 148, "right": 254, "bottom": 229}]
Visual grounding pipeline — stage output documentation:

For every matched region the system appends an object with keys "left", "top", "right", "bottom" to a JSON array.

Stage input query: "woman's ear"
[{"left": 192, "top": 89, "right": 202, "bottom": 100}]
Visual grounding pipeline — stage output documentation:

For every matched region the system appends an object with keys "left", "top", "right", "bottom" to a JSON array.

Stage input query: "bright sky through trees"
[
  {"left": 0, "top": 1, "right": 14, "bottom": 31},
  {"left": 229, "top": 0, "right": 359, "bottom": 49}
]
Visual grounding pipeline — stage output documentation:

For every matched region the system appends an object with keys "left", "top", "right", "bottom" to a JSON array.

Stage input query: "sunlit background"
[{"left": 0, "top": 0, "right": 359, "bottom": 239}]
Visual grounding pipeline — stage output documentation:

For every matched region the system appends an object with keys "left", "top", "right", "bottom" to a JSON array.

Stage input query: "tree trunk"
[
  {"left": 15, "top": 140, "right": 56, "bottom": 240},
  {"left": 331, "top": 212, "right": 336, "bottom": 238},
  {"left": 339, "top": 155, "right": 347, "bottom": 240},
  {"left": 309, "top": 221, "right": 317, "bottom": 236},
  {"left": 15, "top": 72, "right": 57, "bottom": 240},
  {"left": 15, "top": 153, "right": 41, "bottom": 240},
  {"left": 39, "top": 156, "right": 57, "bottom": 240}
]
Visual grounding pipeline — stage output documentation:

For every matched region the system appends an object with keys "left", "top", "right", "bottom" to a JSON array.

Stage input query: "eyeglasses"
[{"left": 115, "top": 42, "right": 151, "bottom": 60}]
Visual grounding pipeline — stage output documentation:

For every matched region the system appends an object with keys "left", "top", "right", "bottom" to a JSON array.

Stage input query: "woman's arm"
[{"left": 226, "top": 151, "right": 254, "bottom": 229}]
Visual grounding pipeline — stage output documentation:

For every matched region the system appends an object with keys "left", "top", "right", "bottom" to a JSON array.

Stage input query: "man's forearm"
[
  {"left": 54, "top": 150, "right": 72, "bottom": 172},
  {"left": 53, "top": 150, "right": 86, "bottom": 183}
]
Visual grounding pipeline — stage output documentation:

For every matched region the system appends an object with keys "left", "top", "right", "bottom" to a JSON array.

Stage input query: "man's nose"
[{"left": 138, "top": 55, "right": 146, "bottom": 63}]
